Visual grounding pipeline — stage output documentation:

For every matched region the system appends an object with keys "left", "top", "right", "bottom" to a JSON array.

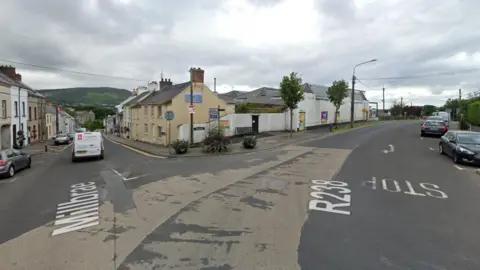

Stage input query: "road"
[{"left": 0, "top": 121, "right": 479, "bottom": 270}]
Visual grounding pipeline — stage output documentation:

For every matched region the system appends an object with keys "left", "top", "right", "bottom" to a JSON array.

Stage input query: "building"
[
  {"left": 229, "top": 87, "right": 285, "bottom": 113},
  {"left": 129, "top": 67, "right": 229, "bottom": 146},
  {"left": 217, "top": 90, "right": 244, "bottom": 113},
  {"left": 46, "top": 104, "right": 57, "bottom": 139},
  {"left": 76, "top": 110, "right": 95, "bottom": 125},
  {"left": 28, "top": 89, "right": 47, "bottom": 144},
  {"left": 0, "top": 73, "right": 12, "bottom": 149},
  {"left": 121, "top": 84, "right": 156, "bottom": 138},
  {"left": 59, "top": 110, "right": 75, "bottom": 134}
]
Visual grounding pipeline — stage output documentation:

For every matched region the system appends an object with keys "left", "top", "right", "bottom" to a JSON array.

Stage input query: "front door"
[
  {"left": 252, "top": 115, "right": 259, "bottom": 134},
  {"left": 12, "top": 124, "right": 17, "bottom": 147},
  {"left": 299, "top": 111, "right": 306, "bottom": 131}
]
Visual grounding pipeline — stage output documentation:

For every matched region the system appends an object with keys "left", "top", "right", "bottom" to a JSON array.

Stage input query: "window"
[
  {"left": 21, "top": 123, "right": 24, "bottom": 131},
  {"left": 14, "top": 101, "right": 18, "bottom": 117},
  {"left": 144, "top": 123, "right": 148, "bottom": 133},
  {"left": 34, "top": 107, "right": 37, "bottom": 120},
  {"left": 151, "top": 106, "right": 154, "bottom": 117},
  {"left": 157, "top": 126, "right": 162, "bottom": 136},
  {"left": 29, "top": 106, "right": 32, "bottom": 119},
  {"left": 144, "top": 106, "right": 148, "bottom": 115},
  {"left": 5, "top": 150, "right": 15, "bottom": 158},
  {"left": 22, "top": 102, "right": 25, "bottom": 116},
  {"left": 157, "top": 106, "right": 162, "bottom": 118},
  {"left": 1, "top": 100, "right": 6, "bottom": 118}
]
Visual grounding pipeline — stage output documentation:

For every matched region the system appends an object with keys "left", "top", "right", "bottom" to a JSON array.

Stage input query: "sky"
[{"left": 1, "top": 0, "right": 479, "bottom": 108}]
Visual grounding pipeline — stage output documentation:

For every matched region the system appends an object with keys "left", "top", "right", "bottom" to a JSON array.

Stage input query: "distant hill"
[{"left": 38, "top": 87, "right": 131, "bottom": 106}]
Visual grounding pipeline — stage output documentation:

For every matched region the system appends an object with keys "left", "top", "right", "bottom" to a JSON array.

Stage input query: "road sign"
[
  {"left": 188, "top": 105, "right": 195, "bottom": 114},
  {"left": 165, "top": 111, "right": 174, "bottom": 121},
  {"left": 209, "top": 108, "right": 218, "bottom": 119},
  {"left": 446, "top": 108, "right": 452, "bottom": 113}
]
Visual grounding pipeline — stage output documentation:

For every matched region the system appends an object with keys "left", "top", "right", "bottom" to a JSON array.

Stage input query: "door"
[
  {"left": 444, "top": 133, "right": 456, "bottom": 156},
  {"left": 12, "top": 124, "right": 16, "bottom": 147},
  {"left": 251, "top": 115, "right": 259, "bottom": 134},
  {"left": 12, "top": 149, "right": 26, "bottom": 168}
]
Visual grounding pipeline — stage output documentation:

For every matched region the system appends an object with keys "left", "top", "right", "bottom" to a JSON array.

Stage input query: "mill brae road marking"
[{"left": 52, "top": 182, "right": 100, "bottom": 236}]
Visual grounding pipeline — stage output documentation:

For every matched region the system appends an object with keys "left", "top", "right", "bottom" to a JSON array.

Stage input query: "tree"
[
  {"left": 326, "top": 80, "right": 349, "bottom": 128},
  {"left": 280, "top": 72, "right": 304, "bottom": 137},
  {"left": 390, "top": 101, "right": 403, "bottom": 117},
  {"left": 422, "top": 105, "right": 437, "bottom": 116},
  {"left": 84, "top": 119, "right": 104, "bottom": 131},
  {"left": 235, "top": 103, "right": 250, "bottom": 113}
]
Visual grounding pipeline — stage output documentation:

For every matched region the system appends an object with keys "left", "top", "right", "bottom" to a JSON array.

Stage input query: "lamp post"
[{"left": 350, "top": 59, "right": 377, "bottom": 128}]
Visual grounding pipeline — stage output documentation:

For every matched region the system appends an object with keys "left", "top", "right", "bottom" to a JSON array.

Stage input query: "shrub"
[
  {"left": 171, "top": 139, "right": 189, "bottom": 154},
  {"left": 242, "top": 136, "right": 257, "bottom": 149},
  {"left": 203, "top": 129, "right": 230, "bottom": 153}
]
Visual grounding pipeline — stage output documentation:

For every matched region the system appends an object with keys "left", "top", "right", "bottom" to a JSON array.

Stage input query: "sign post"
[
  {"left": 217, "top": 105, "right": 225, "bottom": 134},
  {"left": 165, "top": 111, "right": 174, "bottom": 154}
]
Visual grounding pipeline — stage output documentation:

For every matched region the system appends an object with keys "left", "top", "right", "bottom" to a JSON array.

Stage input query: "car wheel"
[
  {"left": 8, "top": 165, "right": 15, "bottom": 178},
  {"left": 420, "top": 132, "right": 424, "bottom": 137},
  {"left": 26, "top": 158, "right": 31, "bottom": 168},
  {"left": 71, "top": 153, "right": 76, "bottom": 163},
  {"left": 453, "top": 151, "right": 461, "bottom": 164},
  {"left": 439, "top": 143, "right": 444, "bottom": 155}
]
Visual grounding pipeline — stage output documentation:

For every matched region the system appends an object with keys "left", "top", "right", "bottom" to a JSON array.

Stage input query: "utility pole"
[
  {"left": 350, "top": 74, "right": 356, "bottom": 128},
  {"left": 382, "top": 85, "right": 385, "bottom": 112},
  {"left": 214, "top": 78, "right": 217, "bottom": 93},
  {"left": 400, "top": 97, "right": 403, "bottom": 118},
  {"left": 189, "top": 70, "right": 194, "bottom": 145},
  {"left": 55, "top": 105, "right": 59, "bottom": 135}
]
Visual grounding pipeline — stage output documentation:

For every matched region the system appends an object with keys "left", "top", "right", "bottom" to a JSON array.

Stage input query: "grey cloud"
[{"left": 0, "top": 0, "right": 479, "bottom": 108}]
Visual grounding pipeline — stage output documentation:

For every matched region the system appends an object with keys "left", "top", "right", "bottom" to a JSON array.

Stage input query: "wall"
[
  {"left": 10, "top": 86, "right": 29, "bottom": 147},
  {"left": 27, "top": 95, "right": 41, "bottom": 143},
  {"left": 178, "top": 112, "right": 298, "bottom": 143},
  {"left": 297, "top": 95, "right": 370, "bottom": 127},
  {"left": 0, "top": 84, "right": 11, "bottom": 150}
]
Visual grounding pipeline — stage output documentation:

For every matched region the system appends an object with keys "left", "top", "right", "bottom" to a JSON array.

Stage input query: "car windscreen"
[
  {"left": 457, "top": 133, "right": 480, "bottom": 144},
  {"left": 57, "top": 135, "right": 67, "bottom": 138},
  {"left": 425, "top": 121, "right": 445, "bottom": 126},
  {"left": 428, "top": 117, "right": 443, "bottom": 120}
]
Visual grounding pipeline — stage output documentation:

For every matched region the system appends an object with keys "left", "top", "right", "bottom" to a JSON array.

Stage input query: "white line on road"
[
  {"left": 111, "top": 169, "right": 124, "bottom": 178},
  {"left": 245, "top": 158, "right": 263, "bottom": 163},
  {"left": 421, "top": 137, "right": 424, "bottom": 140},
  {"left": 382, "top": 144, "right": 395, "bottom": 154},
  {"left": 454, "top": 165, "right": 464, "bottom": 170},
  {"left": 429, "top": 147, "right": 435, "bottom": 151},
  {"left": 124, "top": 174, "right": 150, "bottom": 181}
]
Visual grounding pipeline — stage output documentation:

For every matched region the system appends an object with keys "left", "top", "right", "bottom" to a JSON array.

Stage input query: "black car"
[
  {"left": 421, "top": 120, "right": 448, "bottom": 137},
  {"left": 439, "top": 131, "right": 480, "bottom": 165}
]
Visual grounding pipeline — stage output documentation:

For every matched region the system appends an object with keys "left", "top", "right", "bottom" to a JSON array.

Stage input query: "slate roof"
[
  {"left": 218, "top": 94, "right": 236, "bottom": 104},
  {"left": 233, "top": 87, "right": 284, "bottom": 105},
  {"left": 123, "top": 91, "right": 151, "bottom": 107},
  {"left": 0, "top": 72, "right": 44, "bottom": 98},
  {"left": 139, "top": 81, "right": 191, "bottom": 105},
  {"left": 46, "top": 105, "right": 57, "bottom": 114},
  {"left": 303, "top": 83, "right": 367, "bottom": 102}
]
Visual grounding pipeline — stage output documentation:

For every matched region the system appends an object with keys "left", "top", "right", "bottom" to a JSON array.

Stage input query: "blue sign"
[
  {"left": 185, "top": 92, "right": 202, "bottom": 103},
  {"left": 209, "top": 108, "right": 218, "bottom": 119},
  {"left": 165, "top": 111, "right": 174, "bottom": 121}
]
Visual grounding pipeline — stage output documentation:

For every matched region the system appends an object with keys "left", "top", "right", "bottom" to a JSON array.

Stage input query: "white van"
[{"left": 72, "top": 132, "right": 104, "bottom": 162}]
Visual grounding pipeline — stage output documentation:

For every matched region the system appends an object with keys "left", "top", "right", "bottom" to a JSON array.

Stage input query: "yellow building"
[
  {"left": 129, "top": 68, "right": 230, "bottom": 146},
  {"left": 27, "top": 92, "right": 47, "bottom": 144}
]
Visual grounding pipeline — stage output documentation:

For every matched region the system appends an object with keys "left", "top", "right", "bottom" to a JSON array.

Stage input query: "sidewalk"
[{"left": 105, "top": 127, "right": 333, "bottom": 158}]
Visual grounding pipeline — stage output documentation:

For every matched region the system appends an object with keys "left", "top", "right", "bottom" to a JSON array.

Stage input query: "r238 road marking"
[
  {"left": 363, "top": 177, "right": 448, "bottom": 199},
  {"left": 308, "top": 180, "right": 351, "bottom": 216}
]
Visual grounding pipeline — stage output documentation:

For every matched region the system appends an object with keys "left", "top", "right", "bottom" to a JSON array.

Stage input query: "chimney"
[
  {"left": 132, "top": 88, "right": 137, "bottom": 96},
  {"left": 15, "top": 74, "right": 22, "bottom": 81},
  {"left": 160, "top": 78, "right": 173, "bottom": 90},
  {"left": 189, "top": 67, "right": 205, "bottom": 84},
  {"left": 0, "top": 65, "right": 16, "bottom": 80}
]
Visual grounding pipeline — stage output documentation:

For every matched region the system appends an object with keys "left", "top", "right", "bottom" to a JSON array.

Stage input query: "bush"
[
  {"left": 171, "top": 139, "right": 189, "bottom": 154},
  {"left": 203, "top": 129, "right": 230, "bottom": 153},
  {"left": 460, "top": 118, "right": 470, "bottom": 130},
  {"left": 242, "top": 136, "right": 257, "bottom": 149}
]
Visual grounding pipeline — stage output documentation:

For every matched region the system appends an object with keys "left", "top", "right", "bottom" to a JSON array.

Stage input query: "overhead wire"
[
  {"left": 358, "top": 68, "right": 480, "bottom": 81},
  {"left": 0, "top": 58, "right": 148, "bottom": 82}
]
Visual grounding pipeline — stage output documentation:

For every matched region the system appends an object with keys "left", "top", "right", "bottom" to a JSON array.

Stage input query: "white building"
[
  {"left": 58, "top": 111, "right": 75, "bottom": 134},
  {"left": 10, "top": 85, "right": 29, "bottom": 147}
]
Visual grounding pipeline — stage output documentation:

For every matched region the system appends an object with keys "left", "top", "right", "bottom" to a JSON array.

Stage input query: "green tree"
[
  {"left": 422, "top": 105, "right": 437, "bottom": 116},
  {"left": 235, "top": 103, "right": 250, "bottom": 113},
  {"left": 326, "top": 80, "right": 349, "bottom": 128},
  {"left": 390, "top": 101, "right": 403, "bottom": 117},
  {"left": 280, "top": 72, "right": 304, "bottom": 137},
  {"left": 84, "top": 119, "right": 104, "bottom": 131}
]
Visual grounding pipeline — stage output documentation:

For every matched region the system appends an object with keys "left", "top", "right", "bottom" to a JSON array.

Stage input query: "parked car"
[
  {"left": 0, "top": 149, "right": 31, "bottom": 178},
  {"left": 428, "top": 115, "right": 448, "bottom": 126},
  {"left": 421, "top": 120, "right": 448, "bottom": 137},
  {"left": 439, "top": 131, "right": 480, "bottom": 165},
  {"left": 53, "top": 134, "right": 70, "bottom": 145},
  {"left": 67, "top": 133, "right": 75, "bottom": 140}
]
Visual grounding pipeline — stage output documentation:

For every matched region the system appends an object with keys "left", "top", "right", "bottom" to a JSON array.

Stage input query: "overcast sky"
[{"left": 1, "top": 0, "right": 479, "bottom": 108}]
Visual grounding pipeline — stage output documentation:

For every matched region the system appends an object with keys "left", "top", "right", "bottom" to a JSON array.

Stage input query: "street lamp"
[{"left": 350, "top": 59, "right": 377, "bottom": 128}]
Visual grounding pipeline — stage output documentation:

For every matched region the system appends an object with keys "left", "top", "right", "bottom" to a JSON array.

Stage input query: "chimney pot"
[
  {"left": 189, "top": 67, "right": 205, "bottom": 84},
  {"left": 0, "top": 65, "right": 17, "bottom": 80},
  {"left": 160, "top": 78, "right": 173, "bottom": 90},
  {"left": 15, "top": 74, "right": 22, "bottom": 81}
]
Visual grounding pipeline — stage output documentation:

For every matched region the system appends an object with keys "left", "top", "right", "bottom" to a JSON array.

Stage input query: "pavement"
[{"left": 0, "top": 120, "right": 479, "bottom": 270}]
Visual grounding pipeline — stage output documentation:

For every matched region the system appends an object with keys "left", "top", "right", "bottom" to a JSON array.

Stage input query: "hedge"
[{"left": 467, "top": 101, "right": 480, "bottom": 126}]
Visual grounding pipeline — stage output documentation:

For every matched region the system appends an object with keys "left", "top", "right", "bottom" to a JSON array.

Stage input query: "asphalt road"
[{"left": 0, "top": 122, "right": 479, "bottom": 270}]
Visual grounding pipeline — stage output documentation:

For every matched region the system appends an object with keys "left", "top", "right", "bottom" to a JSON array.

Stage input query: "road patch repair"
[{"left": 52, "top": 182, "right": 100, "bottom": 236}]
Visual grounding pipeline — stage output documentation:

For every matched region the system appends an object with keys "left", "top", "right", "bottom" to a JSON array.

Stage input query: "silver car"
[
  {"left": 0, "top": 149, "right": 31, "bottom": 178},
  {"left": 53, "top": 134, "right": 70, "bottom": 145}
]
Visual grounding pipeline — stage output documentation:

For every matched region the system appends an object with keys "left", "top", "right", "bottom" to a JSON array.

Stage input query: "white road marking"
[
  {"left": 8, "top": 177, "right": 17, "bottom": 183},
  {"left": 382, "top": 179, "right": 401, "bottom": 192},
  {"left": 362, "top": 176, "right": 377, "bottom": 189},
  {"left": 124, "top": 174, "right": 150, "bottom": 181},
  {"left": 382, "top": 144, "right": 395, "bottom": 153},
  {"left": 111, "top": 168, "right": 124, "bottom": 178},
  {"left": 403, "top": 181, "right": 425, "bottom": 196},
  {"left": 454, "top": 165, "right": 464, "bottom": 170},
  {"left": 366, "top": 177, "right": 448, "bottom": 199},
  {"left": 420, "top": 137, "right": 424, "bottom": 140},
  {"left": 308, "top": 180, "right": 351, "bottom": 215},
  {"left": 52, "top": 182, "right": 100, "bottom": 236},
  {"left": 429, "top": 147, "right": 435, "bottom": 151},
  {"left": 245, "top": 158, "right": 263, "bottom": 163},
  {"left": 103, "top": 135, "right": 166, "bottom": 158}
]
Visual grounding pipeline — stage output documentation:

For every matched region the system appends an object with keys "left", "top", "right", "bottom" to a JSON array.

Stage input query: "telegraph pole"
[
  {"left": 400, "top": 97, "right": 403, "bottom": 118},
  {"left": 350, "top": 74, "right": 356, "bottom": 128},
  {"left": 382, "top": 85, "right": 385, "bottom": 112},
  {"left": 55, "top": 105, "right": 59, "bottom": 134},
  {"left": 189, "top": 70, "right": 194, "bottom": 145}
]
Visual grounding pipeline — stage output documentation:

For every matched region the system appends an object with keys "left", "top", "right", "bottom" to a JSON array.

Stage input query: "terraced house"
[{"left": 129, "top": 67, "right": 230, "bottom": 146}]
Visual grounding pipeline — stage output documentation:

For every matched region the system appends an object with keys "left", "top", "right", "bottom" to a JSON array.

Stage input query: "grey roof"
[
  {"left": 140, "top": 81, "right": 191, "bottom": 105},
  {"left": 46, "top": 105, "right": 56, "bottom": 114},
  {"left": 123, "top": 91, "right": 151, "bottom": 107},
  {"left": 234, "top": 87, "right": 284, "bottom": 106},
  {"left": 303, "top": 83, "right": 367, "bottom": 102},
  {"left": 0, "top": 72, "right": 45, "bottom": 98}
]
